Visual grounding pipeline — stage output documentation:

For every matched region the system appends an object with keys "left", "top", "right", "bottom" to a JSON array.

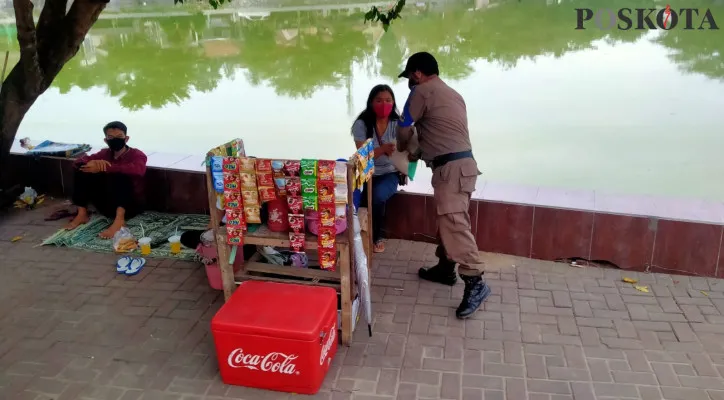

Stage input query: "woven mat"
[{"left": 41, "top": 211, "right": 209, "bottom": 260}]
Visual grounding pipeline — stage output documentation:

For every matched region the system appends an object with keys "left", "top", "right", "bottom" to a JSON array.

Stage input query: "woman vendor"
[{"left": 351, "top": 84, "right": 402, "bottom": 253}]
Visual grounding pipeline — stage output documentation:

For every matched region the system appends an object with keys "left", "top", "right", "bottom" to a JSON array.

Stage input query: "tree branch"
[
  {"left": 37, "top": 0, "right": 69, "bottom": 38},
  {"left": 12, "top": 0, "right": 44, "bottom": 95}
]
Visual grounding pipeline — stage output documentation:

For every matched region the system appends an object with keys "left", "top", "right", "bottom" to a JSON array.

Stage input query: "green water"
[{"left": 9, "top": 0, "right": 724, "bottom": 200}]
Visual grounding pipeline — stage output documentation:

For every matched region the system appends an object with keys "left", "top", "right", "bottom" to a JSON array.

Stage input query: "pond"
[{"left": 5, "top": 0, "right": 724, "bottom": 200}]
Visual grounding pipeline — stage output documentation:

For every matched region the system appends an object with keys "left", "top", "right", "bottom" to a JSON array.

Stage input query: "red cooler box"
[{"left": 211, "top": 281, "right": 338, "bottom": 394}]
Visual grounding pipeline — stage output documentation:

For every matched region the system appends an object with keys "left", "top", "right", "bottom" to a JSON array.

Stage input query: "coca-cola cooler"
[{"left": 211, "top": 281, "right": 338, "bottom": 394}]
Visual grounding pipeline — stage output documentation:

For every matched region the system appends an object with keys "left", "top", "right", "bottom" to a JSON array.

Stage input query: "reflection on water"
[{"left": 5, "top": 0, "right": 724, "bottom": 200}]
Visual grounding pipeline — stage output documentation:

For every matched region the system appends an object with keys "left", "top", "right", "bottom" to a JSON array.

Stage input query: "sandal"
[
  {"left": 373, "top": 241, "right": 385, "bottom": 253},
  {"left": 45, "top": 207, "right": 78, "bottom": 221},
  {"left": 116, "top": 256, "right": 133, "bottom": 274},
  {"left": 125, "top": 258, "right": 147, "bottom": 276}
]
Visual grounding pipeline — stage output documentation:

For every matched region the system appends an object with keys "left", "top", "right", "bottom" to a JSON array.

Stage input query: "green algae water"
[{"left": 3, "top": 0, "right": 724, "bottom": 200}]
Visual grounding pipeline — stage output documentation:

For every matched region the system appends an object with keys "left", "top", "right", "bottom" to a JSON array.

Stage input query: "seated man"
[{"left": 65, "top": 121, "right": 147, "bottom": 239}]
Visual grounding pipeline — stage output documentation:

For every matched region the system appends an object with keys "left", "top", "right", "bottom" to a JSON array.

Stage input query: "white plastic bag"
[{"left": 113, "top": 227, "right": 137, "bottom": 253}]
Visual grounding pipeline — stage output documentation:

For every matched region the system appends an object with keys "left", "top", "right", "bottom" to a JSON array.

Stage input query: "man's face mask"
[
  {"left": 106, "top": 137, "right": 127, "bottom": 151},
  {"left": 408, "top": 72, "right": 421, "bottom": 90}
]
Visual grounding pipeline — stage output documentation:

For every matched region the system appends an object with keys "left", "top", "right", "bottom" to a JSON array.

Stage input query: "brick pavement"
[{"left": 2, "top": 205, "right": 724, "bottom": 400}]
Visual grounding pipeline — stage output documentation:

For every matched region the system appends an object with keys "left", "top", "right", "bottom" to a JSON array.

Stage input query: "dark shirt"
[{"left": 75, "top": 147, "right": 147, "bottom": 202}]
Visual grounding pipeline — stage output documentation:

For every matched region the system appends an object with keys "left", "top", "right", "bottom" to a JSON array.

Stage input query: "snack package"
[
  {"left": 318, "top": 181, "right": 335, "bottom": 205},
  {"left": 244, "top": 206, "right": 261, "bottom": 224},
  {"left": 319, "top": 204, "right": 335, "bottom": 227},
  {"left": 240, "top": 172, "right": 257, "bottom": 189},
  {"left": 274, "top": 177, "right": 287, "bottom": 196},
  {"left": 288, "top": 214, "right": 304, "bottom": 233},
  {"left": 318, "top": 226, "right": 336, "bottom": 250},
  {"left": 287, "top": 196, "right": 303, "bottom": 214},
  {"left": 318, "top": 160, "right": 335, "bottom": 182},
  {"left": 223, "top": 172, "right": 241, "bottom": 192},
  {"left": 257, "top": 172, "right": 274, "bottom": 187},
  {"left": 241, "top": 190, "right": 259, "bottom": 207},
  {"left": 256, "top": 159, "right": 272, "bottom": 173},
  {"left": 301, "top": 176, "right": 317, "bottom": 196},
  {"left": 225, "top": 209, "right": 245, "bottom": 228},
  {"left": 319, "top": 249, "right": 336, "bottom": 271},
  {"left": 335, "top": 203, "right": 346, "bottom": 218},
  {"left": 113, "top": 227, "right": 137, "bottom": 253},
  {"left": 258, "top": 187, "right": 277, "bottom": 203},
  {"left": 286, "top": 177, "right": 301, "bottom": 197},
  {"left": 334, "top": 183, "right": 348, "bottom": 204},
  {"left": 224, "top": 191, "right": 243, "bottom": 210},
  {"left": 334, "top": 161, "right": 347, "bottom": 183},
  {"left": 290, "top": 232, "right": 305, "bottom": 253},
  {"left": 222, "top": 157, "right": 239, "bottom": 173},
  {"left": 226, "top": 227, "right": 244, "bottom": 245},
  {"left": 239, "top": 157, "right": 256, "bottom": 172},
  {"left": 301, "top": 159, "right": 318, "bottom": 178},
  {"left": 284, "top": 160, "right": 301, "bottom": 176},
  {"left": 303, "top": 195, "right": 318, "bottom": 211},
  {"left": 211, "top": 156, "right": 224, "bottom": 173},
  {"left": 212, "top": 172, "right": 224, "bottom": 193},
  {"left": 272, "top": 160, "right": 285, "bottom": 177}
]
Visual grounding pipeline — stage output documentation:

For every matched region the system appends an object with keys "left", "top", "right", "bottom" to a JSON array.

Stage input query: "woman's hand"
[{"left": 379, "top": 143, "right": 395, "bottom": 156}]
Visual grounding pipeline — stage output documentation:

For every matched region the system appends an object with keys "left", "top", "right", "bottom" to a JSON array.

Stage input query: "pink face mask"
[{"left": 373, "top": 103, "right": 393, "bottom": 118}]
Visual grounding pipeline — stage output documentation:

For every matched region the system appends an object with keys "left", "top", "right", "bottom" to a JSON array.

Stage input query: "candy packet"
[
  {"left": 257, "top": 172, "right": 274, "bottom": 187},
  {"left": 211, "top": 156, "right": 224, "bottom": 173},
  {"left": 319, "top": 249, "right": 336, "bottom": 271},
  {"left": 284, "top": 160, "right": 301, "bottom": 176},
  {"left": 301, "top": 159, "right": 317, "bottom": 178},
  {"left": 274, "top": 177, "right": 287, "bottom": 196},
  {"left": 288, "top": 214, "right": 304, "bottom": 233},
  {"left": 319, "top": 204, "right": 335, "bottom": 227},
  {"left": 244, "top": 206, "right": 261, "bottom": 224},
  {"left": 303, "top": 195, "right": 318, "bottom": 211},
  {"left": 318, "top": 227, "right": 336, "bottom": 250},
  {"left": 224, "top": 191, "right": 243, "bottom": 210},
  {"left": 226, "top": 227, "right": 244, "bottom": 245},
  {"left": 239, "top": 157, "right": 256, "bottom": 172},
  {"left": 225, "top": 209, "right": 245, "bottom": 227},
  {"left": 318, "top": 160, "right": 335, "bottom": 181},
  {"left": 287, "top": 196, "right": 303, "bottom": 214},
  {"left": 240, "top": 172, "right": 257, "bottom": 189},
  {"left": 290, "top": 232, "right": 305, "bottom": 253},
  {"left": 334, "top": 183, "right": 348, "bottom": 204},
  {"left": 272, "top": 160, "right": 285, "bottom": 177},
  {"left": 223, "top": 172, "right": 241, "bottom": 192},
  {"left": 212, "top": 172, "right": 224, "bottom": 193},
  {"left": 256, "top": 159, "right": 272, "bottom": 173},
  {"left": 301, "top": 176, "right": 317, "bottom": 195},
  {"left": 242, "top": 190, "right": 259, "bottom": 206},
  {"left": 334, "top": 161, "right": 347, "bottom": 183},
  {"left": 318, "top": 181, "right": 335, "bottom": 205},
  {"left": 222, "top": 157, "right": 239, "bottom": 173},
  {"left": 286, "top": 177, "right": 301, "bottom": 197},
  {"left": 258, "top": 187, "right": 277, "bottom": 203}
]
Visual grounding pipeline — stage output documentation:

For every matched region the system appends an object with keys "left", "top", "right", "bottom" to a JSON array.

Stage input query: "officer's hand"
[
  {"left": 381, "top": 143, "right": 395, "bottom": 156},
  {"left": 408, "top": 152, "right": 420, "bottom": 162}
]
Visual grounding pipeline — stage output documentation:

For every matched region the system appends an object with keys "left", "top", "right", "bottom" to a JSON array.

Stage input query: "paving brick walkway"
[{"left": 2, "top": 204, "right": 724, "bottom": 400}]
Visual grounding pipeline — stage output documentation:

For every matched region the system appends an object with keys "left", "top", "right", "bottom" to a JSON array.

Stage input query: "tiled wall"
[{"left": 9, "top": 154, "right": 723, "bottom": 278}]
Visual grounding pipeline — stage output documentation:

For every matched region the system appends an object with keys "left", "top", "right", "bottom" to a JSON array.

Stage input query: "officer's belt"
[{"left": 431, "top": 150, "right": 474, "bottom": 170}]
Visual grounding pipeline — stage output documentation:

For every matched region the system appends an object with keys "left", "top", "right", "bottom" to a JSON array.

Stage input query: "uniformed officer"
[{"left": 396, "top": 52, "right": 490, "bottom": 319}]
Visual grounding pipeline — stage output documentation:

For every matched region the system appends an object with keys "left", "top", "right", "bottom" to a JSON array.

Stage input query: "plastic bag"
[{"left": 113, "top": 227, "right": 137, "bottom": 253}]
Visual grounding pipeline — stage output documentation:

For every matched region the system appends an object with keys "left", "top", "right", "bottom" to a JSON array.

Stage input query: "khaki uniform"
[{"left": 398, "top": 77, "right": 484, "bottom": 276}]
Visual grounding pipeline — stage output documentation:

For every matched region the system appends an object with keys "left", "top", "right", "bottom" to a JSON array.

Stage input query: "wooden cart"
[{"left": 205, "top": 157, "right": 373, "bottom": 346}]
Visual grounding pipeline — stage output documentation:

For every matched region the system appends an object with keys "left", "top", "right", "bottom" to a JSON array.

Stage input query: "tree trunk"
[
  {"left": 0, "top": 65, "right": 37, "bottom": 186},
  {"left": 0, "top": 0, "right": 107, "bottom": 186}
]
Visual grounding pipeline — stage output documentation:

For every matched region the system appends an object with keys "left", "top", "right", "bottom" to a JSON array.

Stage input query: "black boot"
[
  {"left": 456, "top": 274, "right": 491, "bottom": 319},
  {"left": 418, "top": 246, "right": 457, "bottom": 285}
]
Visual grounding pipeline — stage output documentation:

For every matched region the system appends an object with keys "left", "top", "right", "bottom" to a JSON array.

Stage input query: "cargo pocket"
[{"left": 459, "top": 162, "right": 480, "bottom": 195}]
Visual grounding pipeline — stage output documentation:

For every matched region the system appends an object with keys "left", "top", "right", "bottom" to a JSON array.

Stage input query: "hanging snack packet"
[
  {"left": 318, "top": 160, "right": 335, "bottom": 182},
  {"left": 222, "top": 157, "right": 239, "bottom": 173},
  {"left": 240, "top": 172, "right": 257, "bottom": 189},
  {"left": 284, "top": 160, "right": 301, "bottom": 176},
  {"left": 224, "top": 191, "right": 243, "bottom": 210},
  {"left": 289, "top": 233, "right": 305, "bottom": 253},
  {"left": 318, "top": 227, "right": 336, "bottom": 250},
  {"left": 257, "top": 172, "right": 274, "bottom": 187},
  {"left": 258, "top": 187, "right": 277, "bottom": 203},
  {"left": 301, "top": 176, "right": 317, "bottom": 196},
  {"left": 334, "top": 182, "right": 348, "bottom": 204},
  {"left": 256, "top": 159, "right": 272, "bottom": 173},
  {"left": 225, "top": 209, "right": 245, "bottom": 228},
  {"left": 239, "top": 157, "right": 256, "bottom": 172},
  {"left": 212, "top": 172, "right": 224, "bottom": 193},
  {"left": 287, "top": 196, "right": 303, "bottom": 214},
  {"left": 272, "top": 160, "right": 285, "bottom": 177},
  {"left": 303, "top": 195, "right": 317, "bottom": 211},
  {"left": 335, "top": 203, "right": 346, "bottom": 218},
  {"left": 319, "top": 204, "right": 335, "bottom": 228},
  {"left": 223, "top": 172, "right": 241, "bottom": 192},
  {"left": 241, "top": 190, "right": 259, "bottom": 207},
  {"left": 319, "top": 249, "right": 336, "bottom": 271},
  {"left": 286, "top": 177, "right": 301, "bottom": 197},
  {"left": 300, "top": 159, "right": 318, "bottom": 178},
  {"left": 244, "top": 206, "right": 261, "bottom": 224},
  {"left": 288, "top": 214, "right": 304, "bottom": 233},
  {"left": 226, "top": 227, "right": 244, "bottom": 245},
  {"left": 318, "top": 181, "right": 335, "bottom": 205},
  {"left": 334, "top": 161, "right": 347, "bottom": 183},
  {"left": 274, "top": 177, "right": 287, "bottom": 196},
  {"left": 211, "top": 156, "right": 224, "bottom": 173}
]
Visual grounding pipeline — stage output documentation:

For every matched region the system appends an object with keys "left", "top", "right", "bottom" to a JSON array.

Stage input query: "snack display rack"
[{"left": 204, "top": 151, "right": 374, "bottom": 346}]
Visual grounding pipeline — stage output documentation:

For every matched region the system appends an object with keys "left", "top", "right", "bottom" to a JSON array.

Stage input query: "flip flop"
[
  {"left": 125, "top": 257, "right": 146, "bottom": 276},
  {"left": 45, "top": 208, "right": 78, "bottom": 221},
  {"left": 116, "top": 256, "right": 132, "bottom": 274}
]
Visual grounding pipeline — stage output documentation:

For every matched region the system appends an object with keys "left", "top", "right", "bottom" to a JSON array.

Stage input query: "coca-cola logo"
[
  {"left": 227, "top": 349, "right": 299, "bottom": 375},
  {"left": 319, "top": 324, "right": 336, "bottom": 365}
]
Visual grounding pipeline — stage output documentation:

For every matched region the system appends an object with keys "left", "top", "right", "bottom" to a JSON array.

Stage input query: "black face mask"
[
  {"left": 107, "top": 138, "right": 126, "bottom": 152},
  {"left": 408, "top": 78, "right": 417, "bottom": 90}
]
